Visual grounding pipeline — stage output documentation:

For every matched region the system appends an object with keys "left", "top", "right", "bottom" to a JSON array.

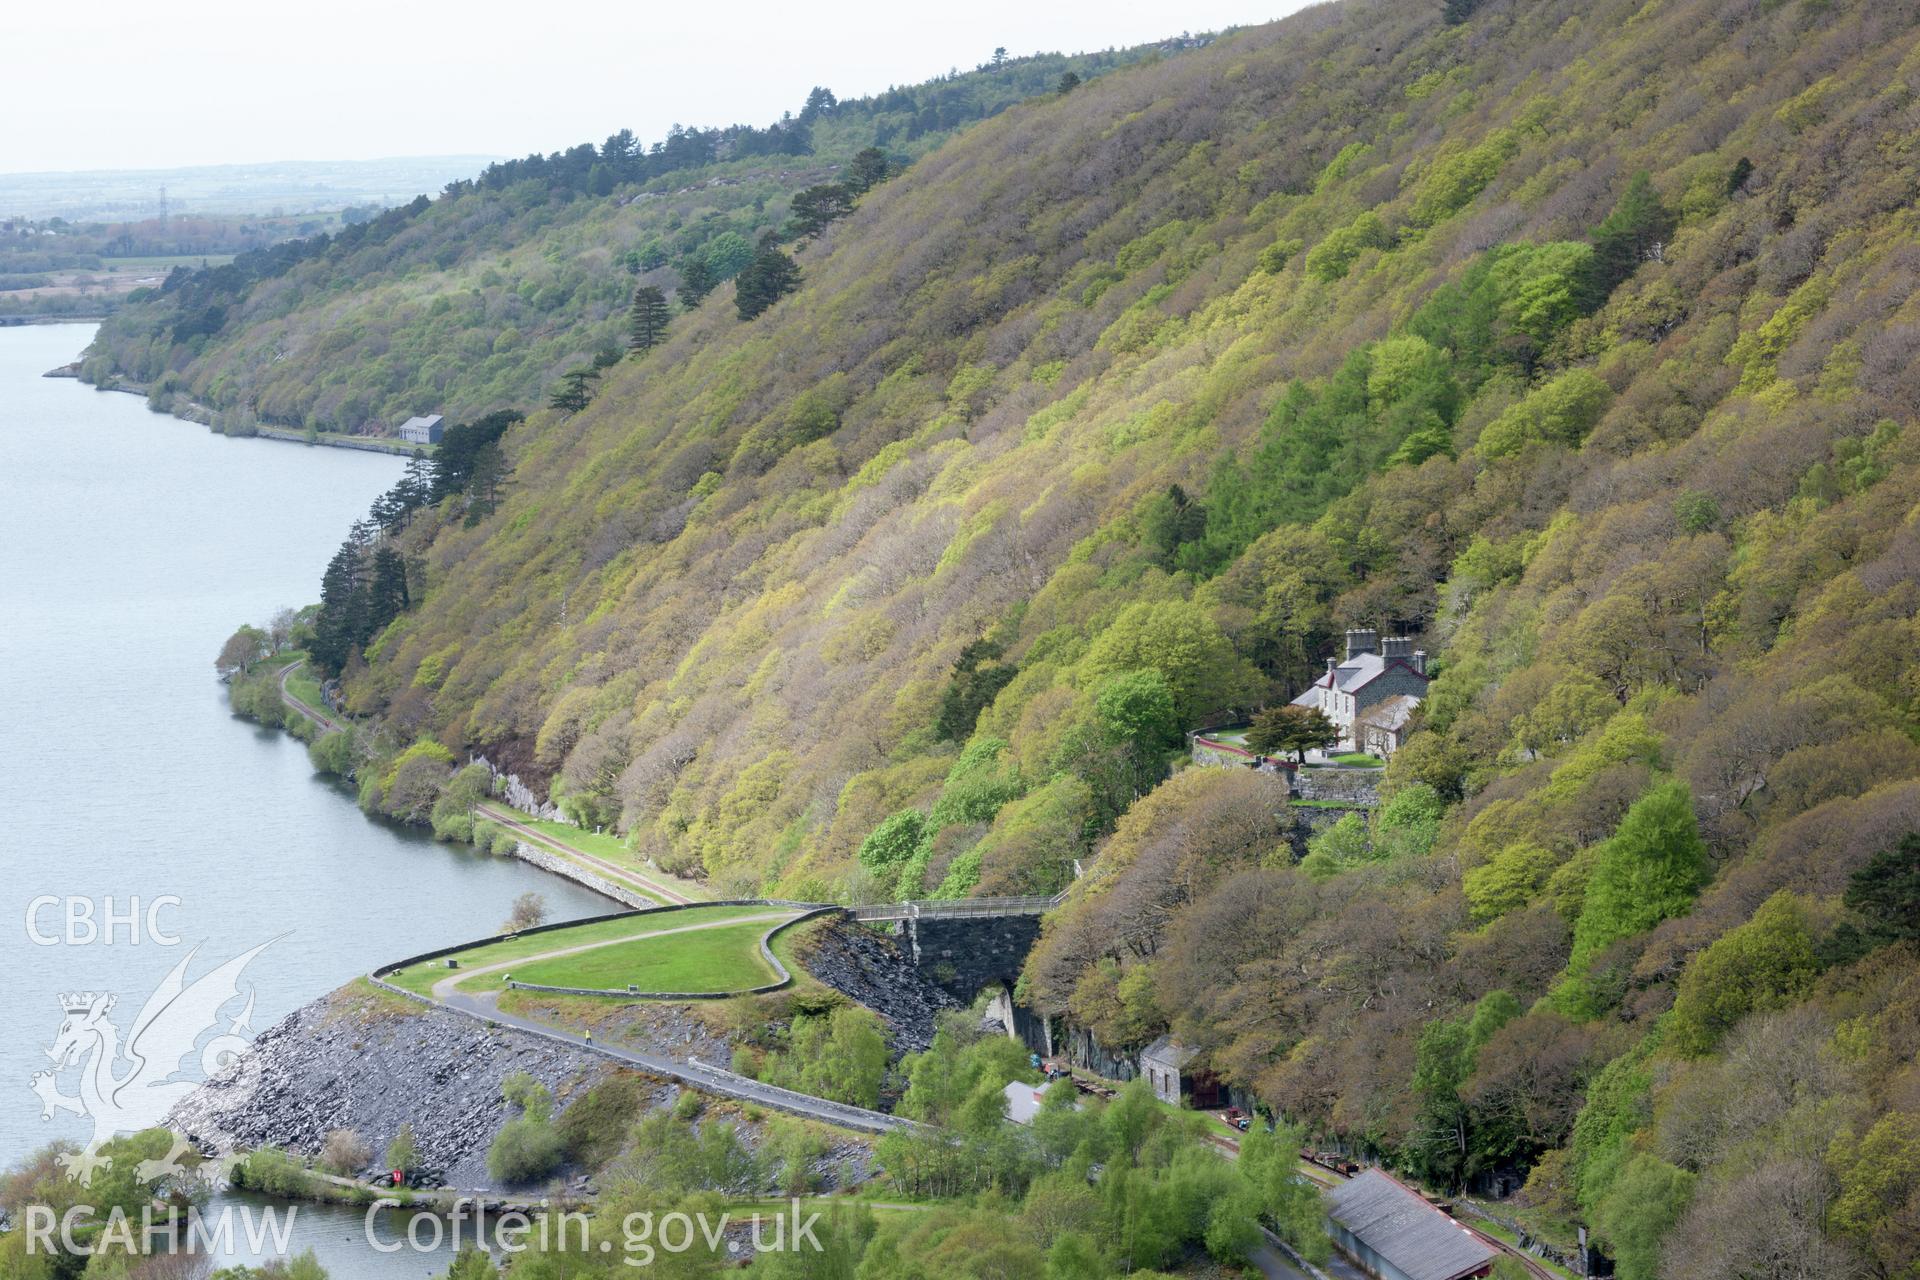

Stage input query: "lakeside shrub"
[
  {"left": 235, "top": 1146, "right": 312, "bottom": 1197},
  {"left": 318, "top": 1128, "right": 372, "bottom": 1177},
  {"left": 488, "top": 1073, "right": 564, "bottom": 1184}
]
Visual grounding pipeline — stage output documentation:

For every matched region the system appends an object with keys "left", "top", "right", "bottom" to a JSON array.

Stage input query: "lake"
[{"left": 0, "top": 324, "right": 612, "bottom": 1273}]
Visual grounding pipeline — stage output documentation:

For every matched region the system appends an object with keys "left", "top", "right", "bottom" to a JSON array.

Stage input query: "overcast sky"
[{"left": 7, "top": 0, "right": 1316, "bottom": 174}]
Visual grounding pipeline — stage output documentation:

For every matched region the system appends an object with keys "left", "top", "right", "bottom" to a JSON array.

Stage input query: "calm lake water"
[{"left": 0, "top": 324, "right": 610, "bottom": 1272}]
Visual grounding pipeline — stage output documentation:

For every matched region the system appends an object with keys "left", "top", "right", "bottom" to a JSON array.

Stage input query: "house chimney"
[
  {"left": 1412, "top": 649, "right": 1427, "bottom": 675},
  {"left": 1381, "top": 636, "right": 1412, "bottom": 660},
  {"left": 1344, "top": 629, "right": 1378, "bottom": 660}
]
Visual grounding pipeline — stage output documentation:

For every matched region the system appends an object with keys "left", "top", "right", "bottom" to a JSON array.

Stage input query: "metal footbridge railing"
[{"left": 847, "top": 891, "right": 1067, "bottom": 922}]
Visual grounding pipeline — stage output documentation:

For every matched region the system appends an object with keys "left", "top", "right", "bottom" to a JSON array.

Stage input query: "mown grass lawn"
[
  {"left": 381, "top": 905, "right": 772, "bottom": 995},
  {"left": 501, "top": 918, "right": 784, "bottom": 994},
  {"left": 1325, "top": 751, "right": 1386, "bottom": 767}
]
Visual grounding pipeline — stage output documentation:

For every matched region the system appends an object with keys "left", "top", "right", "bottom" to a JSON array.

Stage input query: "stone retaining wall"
[
  {"left": 1294, "top": 766, "right": 1383, "bottom": 806},
  {"left": 506, "top": 841, "right": 657, "bottom": 908},
  {"left": 1283, "top": 804, "right": 1373, "bottom": 859},
  {"left": 892, "top": 913, "right": 1044, "bottom": 998}
]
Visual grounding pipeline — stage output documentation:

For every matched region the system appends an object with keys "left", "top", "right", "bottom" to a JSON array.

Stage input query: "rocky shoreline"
[
  {"left": 168, "top": 981, "right": 879, "bottom": 1197},
  {"left": 165, "top": 924, "right": 935, "bottom": 1195},
  {"left": 168, "top": 984, "right": 621, "bottom": 1191}
]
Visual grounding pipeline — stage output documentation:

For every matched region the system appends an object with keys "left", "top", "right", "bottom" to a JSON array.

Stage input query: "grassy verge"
[
  {"left": 284, "top": 663, "right": 324, "bottom": 712},
  {"left": 381, "top": 905, "right": 774, "bottom": 996},
  {"left": 1467, "top": 1217, "right": 1578, "bottom": 1279},
  {"left": 479, "top": 802, "right": 710, "bottom": 902},
  {"left": 503, "top": 918, "right": 782, "bottom": 994}
]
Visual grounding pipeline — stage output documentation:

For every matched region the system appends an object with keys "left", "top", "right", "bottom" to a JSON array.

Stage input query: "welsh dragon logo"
[{"left": 31, "top": 941, "right": 272, "bottom": 1185}]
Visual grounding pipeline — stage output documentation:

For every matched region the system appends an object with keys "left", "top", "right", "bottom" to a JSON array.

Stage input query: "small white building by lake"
[{"left": 397, "top": 413, "right": 444, "bottom": 444}]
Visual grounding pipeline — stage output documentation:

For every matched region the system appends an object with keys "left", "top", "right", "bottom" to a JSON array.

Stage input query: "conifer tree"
[
  {"left": 548, "top": 367, "right": 599, "bottom": 413},
  {"left": 627, "top": 285, "right": 669, "bottom": 352},
  {"left": 844, "top": 147, "right": 891, "bottom": 196},
  {"left": 734, "top": 238, "right": 801, "bottom": 320},
  {"left": 788, "top": 184, "right": 854, "bottom": 238},
  {"left": 1580, "top": 172, "right": 1674, "bottom": 309},
  {"left": 365, "top": 546, "right": 411, "bottom": 634}
]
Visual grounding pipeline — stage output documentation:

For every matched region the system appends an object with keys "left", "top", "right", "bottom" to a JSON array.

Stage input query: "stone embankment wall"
[
  {"left": 506, "top": 840, "right": 656, "bottom": 908},
  {"left": 169, "top": 983, "right": 876, "bottom": 1195},
  {"left": 1293, "top": 766, "right": 1383, "bottom": 806},
  {"left": 891, "top": 914, "right": 1045, "bottom": 998},
  {"left": 1283, "top": 803, "right": 1375, "bottom": 859}
]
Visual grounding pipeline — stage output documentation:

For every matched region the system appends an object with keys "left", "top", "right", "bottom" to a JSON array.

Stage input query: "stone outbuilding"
[
  {"left": 1324, "top": 1169, "right": 1497, "bottom": 1280},
  {"left": 1139, "top": 1035, "right": 1225, "bottom": 1108}
]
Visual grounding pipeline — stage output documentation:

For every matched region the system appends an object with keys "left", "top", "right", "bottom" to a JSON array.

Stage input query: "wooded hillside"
[
  {"left": 79, "top": 45, "right": 1185, "bottom": 433},
  {"left": 211, "top": 0, "right": 1920, "bottom": 1272}
]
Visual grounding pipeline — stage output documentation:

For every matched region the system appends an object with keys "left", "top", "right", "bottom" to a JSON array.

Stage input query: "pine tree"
[
  {"left": 397, "top": 452, "right": 432, "bottom": 508},
  {"left": 365, "top": 546, "right": 411, "bottom": 636},
  {"left": 548, "top": 367, "right": 599, "bottom": 413},
  {"left": 1580, "top": 172, "right": 1674, "bottom": 309},
  {"left": 627, "top": 285, "right": 669, "bottom": 353},
  {"left": 845, "top": 147, "right": 891, "bottom": 196},
  {"left": 788, "top": 184, "right": 853, "bottom": 238},
  {"left": 734, "top": 238, "right": 801, "bottom": 320},
  {"left": 310, "top": 539, "right": 369, "bottom": 675},
  {"left": 1057, "top": 71, "right": 1082, "bottom": 94}
]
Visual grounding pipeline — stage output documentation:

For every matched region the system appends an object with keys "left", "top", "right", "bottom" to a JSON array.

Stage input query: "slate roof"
[
  {"left": 1292, "top": 652, "right": 1429, "bottom": 707},
  {"left": 1326, "top": 1170, "right": 1496, "bottom": 1280},
  {"left": 1356, "top": 694, "right": 1421, "bottom": 733},
  {"left": 399, "top": 413, "right": 443, "bottom": 432},
  {"left": 1139, "top": 1035, "right": 1198, "bottom": 1070}
]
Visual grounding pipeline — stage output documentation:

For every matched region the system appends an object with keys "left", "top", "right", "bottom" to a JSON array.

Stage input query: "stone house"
[{"left": 1290, "top": 630, "right": 1430, "bottom": 753}]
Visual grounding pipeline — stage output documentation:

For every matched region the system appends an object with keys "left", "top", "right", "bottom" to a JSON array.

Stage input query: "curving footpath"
[
  {"left": 428, "top": 910, "right": 800, "bottom": 1002},
  {"left": 275, "top": 660, "right": 345, "bottom": 733},
  {"left": 372, "top": 909, "right": 917, "bottom": 1136}
]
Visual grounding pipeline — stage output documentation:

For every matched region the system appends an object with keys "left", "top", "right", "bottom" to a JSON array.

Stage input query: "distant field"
[
  {"left": 382, "top": 904, "right": 774, "bottom": 996},
  {"left": 101, "top": 254, "right": 236, "bottom": 271}
]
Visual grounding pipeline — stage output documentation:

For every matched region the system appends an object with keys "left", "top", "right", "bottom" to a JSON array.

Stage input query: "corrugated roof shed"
[{"left": 1326, "top": 1170, "right": 1496, "bottom": 1280}]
